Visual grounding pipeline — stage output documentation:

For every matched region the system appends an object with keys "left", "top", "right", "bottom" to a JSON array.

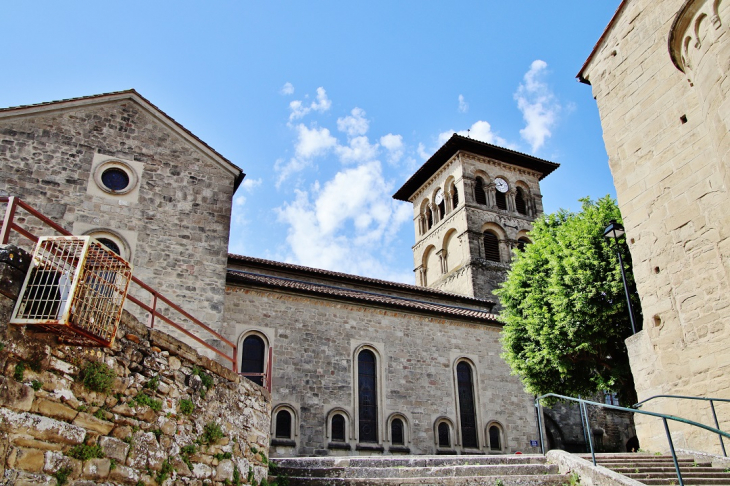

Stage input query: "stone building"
[{"left": 579, "top": 0, "right": 730, "bottom": 453}]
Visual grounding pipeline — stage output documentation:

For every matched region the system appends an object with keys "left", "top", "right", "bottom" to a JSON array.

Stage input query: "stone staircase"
[
  {"left": 577, "top": 453, "right": 730, "bottom": 485},
  {"left": 269, "top": 455, "right": 568, "bottom": 485}
]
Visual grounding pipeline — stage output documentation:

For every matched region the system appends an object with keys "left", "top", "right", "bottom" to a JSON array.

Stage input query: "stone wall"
[
  {"left": 580, "top": 0, "right": 730, "bottom": 453},
  {"left": 0, "top": 247, "right": 271, "bottom": 485},
  {"left": 223, "top": 283, "right": 538, "bottom": 457},
  {"left": 0, "top": 94, "right": 238, "bottom": 342}
]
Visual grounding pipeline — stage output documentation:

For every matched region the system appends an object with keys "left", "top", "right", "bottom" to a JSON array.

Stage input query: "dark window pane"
[
  {"left": 438, "top": 200, "right": 445, "bottom": 219},
  {"left": 475, "top": 179, "right": 487, "bottom": 205},
  {"left": 101, "top": 168, "right": 130, "bottom": 192},
  {"left": 438, "top": 422, "right": 451, "bottom": 448},
  {"left": 391, "top": 419, "right": 404, "bottom": 445},
  {"left": 358, "top": 350, "right": 378, "bottom": 443},
  {"left": 489, "top": 426, "right": 501, "bottom": 450},
  {"left": 452, "top": 187, "right": 459, "bottom": 208},
  {"left": 241, "top": 335, "right": 265, "bottom": 386},
  {"left": 276, "top": 410, "right": 292, "bottom": 439},
  {"left": 332, "top": 414, "right": 346, "bottom": 442},
  {"left": 457, "top": 362, "right": 478, "bottom": 448},
  {"left": 495, "top": 191, "right": 507, "bottom": 210},
  {"left": 426, "top": 208, "right": 433, "bottom": 229},
  {"left": 484, "top": 233, "right": 500, "bottom": 262},
  {"left": 517, "top": 238, "right": 530, "bottom": 252},
  {"left": 516, "top": 188, "right": 527, "bottom": 215},
  {"left": 96, "top": 238, "right": 121, "bottom": 255}
]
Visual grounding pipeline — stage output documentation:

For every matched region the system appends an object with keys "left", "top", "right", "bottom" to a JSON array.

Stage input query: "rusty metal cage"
[{"left": 10, "top": 236, "right": 133, "bottom": 347}]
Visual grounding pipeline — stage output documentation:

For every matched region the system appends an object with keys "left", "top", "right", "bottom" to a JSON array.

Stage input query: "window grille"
[
  {"left": 475, "top": 179, "right": 487, "bottom": 205},
  {"left": 495, "top": 191, "right": 507, "bottom": 210},
  {"left": 484, "top": 233, "right": 500, "bottom": 262},
  {"left": 438, "top": 422, "right": 451, "bottom": 448},
  {"left": 11, "top": 236, "right": 132, "bottom": 347},
  {"left": 452, "top": 187, "right": 459, "bottom": 209},
  {"left": 332, "top": 414, "right": 346, "bottom": 442},
  {"left": 515, "top": 188, "right": 527, "bottom": 215},
  {"left": 391, "top": 418, "right": 404, "bottom": 445}
]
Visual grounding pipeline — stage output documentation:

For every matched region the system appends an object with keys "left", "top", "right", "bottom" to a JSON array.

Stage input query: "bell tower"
[{"left": 392, "top": 134, "right": 559, "bottom": 302}]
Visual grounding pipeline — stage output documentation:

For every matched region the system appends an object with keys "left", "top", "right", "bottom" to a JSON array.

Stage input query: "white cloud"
[
  {"left": 458, "top": 94, "right": 469, "bottom": 113},
  {"left": 289, "top": 87, "right": 332, "bottom": 121},
  {"left": 241, "top": 177, "right": 262, "bottom": 191},
  {"left": 274, "top": 157, "right": 312, "bottom": 188},
  {"left": 335, "top": 136, "right": 379, "bottom": 164},
  {"left": 437, "top": 120, "right": 512, "bottom": 149},
  {"left": 276, "top": 161, "right": 412, "bottom": 281},
  {"left": 280, "top": 82, "right": 294, "bottom": 95},
  {"left": 417, "top": 142, "right": 430, "bottom": 160},
  {"left": 295, "top": 124, "right": 337, "bottom": 159},
  {"left": 337, "top": 107, "right": 369, "bottom": 137},
  {"left": 514, "top": 59, "right": 561, "bottom": 153},
  {"left": 380, "top": 133, "right": 404, "bottom": 164}
]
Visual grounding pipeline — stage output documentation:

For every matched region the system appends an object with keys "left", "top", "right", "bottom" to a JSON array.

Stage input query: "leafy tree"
[{"left": 495, "top": 196, "right": 641, "bottom": 404}]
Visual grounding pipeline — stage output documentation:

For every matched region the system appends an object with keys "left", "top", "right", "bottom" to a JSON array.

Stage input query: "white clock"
[
  {"left": 434, "top": 189, "right": 444, "bottom": 205},
  {"left": 495, "top": 178, "right": 509, "bottom": 193}
]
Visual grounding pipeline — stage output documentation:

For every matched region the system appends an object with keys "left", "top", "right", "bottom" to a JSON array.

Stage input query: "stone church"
[
  {"left": 579, "top": 0, "right": 730, "bottom": 453},
  {"left": 2, "top": 88, "right": 615, "bottom": 457}
]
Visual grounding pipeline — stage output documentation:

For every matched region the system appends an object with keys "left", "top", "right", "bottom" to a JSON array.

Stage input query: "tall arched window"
[
  {"left": 438, "top": 422, "right": 451, "bottom": 448},
  {"left": 484, "top": 232, "right": 500, "bottom": 262},
  {"left": 275, "top": 410, "right": 292, "bottom": 439},
  {"left": 495, "top": 190, "right": 507, "bottom": 210},
  {"left": 332, "top": 414, "right": 346, "bottom": 442},
  {"left": 391, "top": 418, "right": 404, "bottom": 446},
  {"left": 438, "top": 199, "right": 445, "bottom": 219},
  {"left": 515, "top": 188, "right": 527, "bottom": 215},
  {"left": 241, "top": 335, "right": 265, "bottom": 386},
  {"left": 452, "top": 186, "right": 459, "bottom": 209},
  {"left": 489, "top": 424, "right": 502, "bottom": 451},
  {"left": 426, "top": 207, "right": 433, "bottom": 230},
  {"left": 358, "top": 350, "right": 378, "bottom": 443},
  {"left": 475, "top": 178, "right": 487, "bottom": 205},
  {"left": 457, "top": 362, "right": 478, "bottom": 449}
]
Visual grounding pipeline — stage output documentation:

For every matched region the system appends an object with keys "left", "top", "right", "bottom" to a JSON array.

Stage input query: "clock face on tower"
[
  {"left": 434, "top": 189, "right": 444, "bottom": 205},
  {"left": 495, "top": 178, "right": 509, "bottom": 193}
]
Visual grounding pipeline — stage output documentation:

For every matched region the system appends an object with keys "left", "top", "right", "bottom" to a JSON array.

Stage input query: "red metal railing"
[
  {"left": 1, "top": 196, "right": 272, "bottom": 391},
  {"left": 239, "top": 347, "right": 273, "bottom": 392}
]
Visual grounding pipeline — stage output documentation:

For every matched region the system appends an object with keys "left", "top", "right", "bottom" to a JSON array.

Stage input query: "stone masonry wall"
[
  {"left": 581, "top": 0, "right": 730, "bottom": 453},
  {"left": 0, "top": 247, "right": 270, "bottom": 485},
  {"left": 223, "top": 284, "right": 538, "bottom": 457},
  {"left": 0, "top": 98, "right": 236, "bottom": 344}
]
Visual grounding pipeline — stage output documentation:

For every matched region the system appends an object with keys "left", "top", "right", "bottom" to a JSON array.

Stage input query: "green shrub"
[
  {"left": 66, "top": 443, "right": 105, "bottom": 461},
  {"left": 30, "top": 379, "right": 43, "bottom": 391},
  {"left": 132, "top": 393, "right": 162, "bottom": 411},
  {"left": 78, "top": 361, "right": 116, "bottom": 393},
  {"left": 213, "top": 452, "right": 232, "bottom": 460},
  {"left": 192, "top": 366, "right": 214, "bottom": 389},
  {"left": 156, "top": 458, "right": 174, "bottom": 483},
  {"left": 145, "top": 375, "right": 160, "bottom": 391},
  {"left": 179, "top": 398, "right": 194, "bottom": 415},
  {"left": 13, "top": 362, "right": 25, "bottom": 381},
  {"left": 54, "top": 466, "right": 73, "bottom": 485},
  {"left": 180, "top": 444, "right": 196, "bottom": 455},
  {"left": 201, "top": 422, "right": 224, "bottom": 444},
  {"left": 152, "top": 428, "right": 162, "bottom": 440}
]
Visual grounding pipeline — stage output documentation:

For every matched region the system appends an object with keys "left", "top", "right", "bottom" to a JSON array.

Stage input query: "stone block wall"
[
  {"left": 580, "top": 0, "right": 730, "bottom": 453},
  {"left": 0, "top": 249, "right": 270, "bottom": 485}
]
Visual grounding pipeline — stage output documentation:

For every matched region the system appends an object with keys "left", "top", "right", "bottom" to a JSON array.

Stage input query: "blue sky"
[{"left": 1, "top": 1, "right": 620, "bottom": 284}]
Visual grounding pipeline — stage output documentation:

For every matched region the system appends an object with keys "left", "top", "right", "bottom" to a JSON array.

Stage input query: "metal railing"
[
  {"left": 239, "top": 347, "right": 274, "bottom": 393},
  {"left": 536, "top": 393, "right": 730, "bottom": 486},
  {"left": 1, "top": 196, "right": 274, "bottom": 392},
  {"left": 634, "top": 394, "right": 730, "bottom": 457}
]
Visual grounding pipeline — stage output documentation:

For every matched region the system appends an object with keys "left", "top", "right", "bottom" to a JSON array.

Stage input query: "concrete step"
[
  {"left": 271, "top": 474, "right": 569, "bottom": 486},
  {"left": 276, "top": 463, "right": 559, "bottom": 479},
  {"left": 639, "top": 479, "right": 730, "bottom": 485},
  {"left": 273, "top": 454, "right": 548, "bottom": 469},
  {"left": 614, "top": 467, "right": 725, "bottom": 474}
]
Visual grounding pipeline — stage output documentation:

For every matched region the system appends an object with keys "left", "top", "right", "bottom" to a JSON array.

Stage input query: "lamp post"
[{"left": 603, "top": 220, "right": 637, "bottom": 335}]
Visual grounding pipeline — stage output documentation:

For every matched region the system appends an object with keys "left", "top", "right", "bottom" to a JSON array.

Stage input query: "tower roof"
[{"left": 392, "top": 134, "right": 559, "bottom": 202}]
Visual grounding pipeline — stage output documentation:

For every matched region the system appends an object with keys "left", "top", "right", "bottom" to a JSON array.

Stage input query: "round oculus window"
[{"left": 100, "top": 168, "right": 130, "bottom": 192}]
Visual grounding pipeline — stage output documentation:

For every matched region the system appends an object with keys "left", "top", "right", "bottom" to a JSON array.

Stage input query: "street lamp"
[{"left": 603, "top": 220, "right": 638, "bottom": 335}]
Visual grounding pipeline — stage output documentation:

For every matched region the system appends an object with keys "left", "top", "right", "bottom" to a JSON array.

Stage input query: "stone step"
[
  {"left": 276, "top": 463, "right": 559, "bottom": 479},
  {"left": 614, "top": 467, "right": 725, "bottom": 474},
  {"left": 273, "top": 454, "right": 547, "bottom": 469},
  {"left": 596, "top": 461, "right": 713, "bottom": 468},
  {"left": 626, "top": 472, "right": 730, "bottom": 479},
  {"left": 273, "top": 474, "right": 569, "bottom": 486},
  {"left": 639, "top": 479, "right": 730, "bottom": 485}
]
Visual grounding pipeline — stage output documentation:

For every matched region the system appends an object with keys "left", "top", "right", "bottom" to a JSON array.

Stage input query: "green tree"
[{"left": 495, "top": 196, "right": 641, "bottom": 404}]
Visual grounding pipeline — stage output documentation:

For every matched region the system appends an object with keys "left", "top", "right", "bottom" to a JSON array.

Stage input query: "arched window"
[
  {"left": 515, "top": 188, "right": 527, "bottom": 215},
  {"left": 452, "top": 186, "right": 459, "bottom": 209},
  {"left": 475, "top": 178, "right": 487, "bottom": 205},
  {"left": 457, "top": 362, "right": 478, "bottom": 449},
  {"left": 438, "top": 422, "right": 451, "bottom": 448},
  {"left": 275, "top": 410, "right": 292, "bottom": 439},
  {"left": 241, "top": 335, "right": 266, "bottom": 386},
  {"left": 517, "top": 237, "right": 530, "bottom": 252},
  {"left": 426, "top": 207, "right": 433, "bottom": 230},
  {"left": 438, "top": 199, "right": 445, "bottom": 219},
  {"left": 495, "top": 190, "right": 507, "bottom": 210},
  {"left": 358, "top": 350, "right": 378, "bottom": 443},
  {"left": 489, "top": 424, "right": 502, "bottom": 451},
  {"left": 484, "top": 232, "right": 500, "bottom": 262},
  {"left": 332, "top": 414, "right": 346, "bottom": 442},
  {"left": 391, "top": 418, "right": 404, "bottom": 446}
]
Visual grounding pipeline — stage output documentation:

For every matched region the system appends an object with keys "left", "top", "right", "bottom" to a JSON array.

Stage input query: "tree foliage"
[{"left": 495, "top": 196, "right": 641, "bottom": 404}]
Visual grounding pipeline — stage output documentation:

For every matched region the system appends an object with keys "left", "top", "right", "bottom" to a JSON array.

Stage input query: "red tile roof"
[{"left": 226, "top": 270, "right": 500, "bottom": 323}]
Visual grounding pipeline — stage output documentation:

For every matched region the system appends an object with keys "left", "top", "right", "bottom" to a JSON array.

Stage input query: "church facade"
[{"left": 0, "top": 90, "right": 560, "bottom": 457}]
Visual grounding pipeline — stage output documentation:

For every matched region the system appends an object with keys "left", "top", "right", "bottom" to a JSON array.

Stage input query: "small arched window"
[
  {"left": 495, "top": 190, "right": 507, "bottom": 210},
  {"left": 484, "top": 232, "right": 500, "bottom": 262},
  {"left": 275, "top": 410, "right": 292, "bottom": 439},
  {"left": 332, "top": 414, "right": 346, "bottom": 442},
  {"left": 475, "top": 178, "right": 487, "bottom": 205},
  {"left": 241, "top": 335, "right": 266, "bottom": 386},
  {"left": 426, "top": 207, "right": 433, "bottom": 230},
  {"left": 517, "top": 237, "right": 530, "bottom": 252},
  {"left": 438, "top": 422, "right": 451, "bottom": 448},
  {"left": 391, "top": 418, "right": 404, "bottom": 446},
  {"left": 515, "top": 188, "right": 527, "bottom": 215},
  {"left": 489, "top": 425, "right": 502, "bottom": 450},
  {"left": 452, "top": 186, "right": 459, "bottom": 209}
]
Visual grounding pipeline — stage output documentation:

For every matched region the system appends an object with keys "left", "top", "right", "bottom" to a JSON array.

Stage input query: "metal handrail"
[
  {"left": 633, "top": 394, "right": 730, "bottom": 457},
  {"left": 0, "top": 196, "right": 275, "bottom": 389},
  {"left": 536, "top": 393, "right": 730, "bottom": 486}
]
